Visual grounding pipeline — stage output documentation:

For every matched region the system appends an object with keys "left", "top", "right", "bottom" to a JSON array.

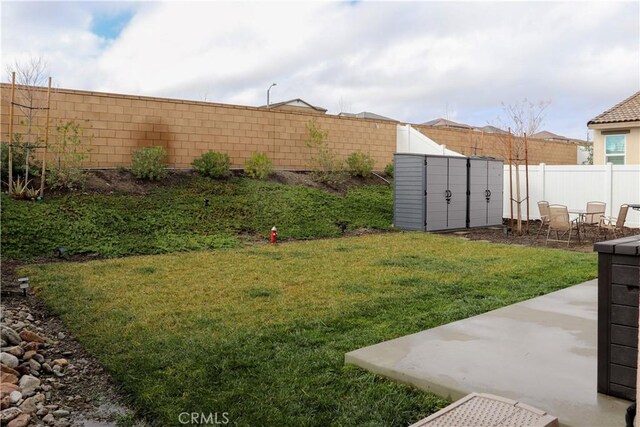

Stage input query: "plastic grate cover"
[{"left": 411, "top": 393, "right": 558, "bottom": 427}]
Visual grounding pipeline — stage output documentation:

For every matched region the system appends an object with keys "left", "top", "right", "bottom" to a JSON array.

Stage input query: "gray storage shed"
[{"left": 394, "top": 153, "right": 503, "bottom": 231}]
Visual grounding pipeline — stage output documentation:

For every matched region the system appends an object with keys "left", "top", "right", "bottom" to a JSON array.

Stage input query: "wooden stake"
[
  {"left": 515, "top": 156, "right": 522, "bottom": 236},
  {"left": 39, "top": 77, "right": 52, "bottom": 198},
  {"left": 524, "top": 132, "right": 530, "bottom": 234},
  {"left": 7, "top": 72, "right": 15, "bottom": 193},
  {"left": 508, "top": 129, "right": 514, "bottom": 233}
]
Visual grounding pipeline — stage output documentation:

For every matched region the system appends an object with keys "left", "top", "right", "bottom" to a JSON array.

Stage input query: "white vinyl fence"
[{"left": 503, "top": 164, "right": 640, "bottom": 228}]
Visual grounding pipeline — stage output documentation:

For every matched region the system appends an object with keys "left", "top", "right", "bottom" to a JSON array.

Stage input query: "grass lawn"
[
  {"left": 22, "top": 233, "right": 597, "bottom": 426},
  {"left": 1, "top": 176, "right": 392, "bottom": 260}
]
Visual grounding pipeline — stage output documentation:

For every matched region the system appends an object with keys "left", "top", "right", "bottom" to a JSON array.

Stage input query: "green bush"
[
  {"left": 131, "top": 146, "right": 168, "bottom": 181},
  {"left": 244, "top": 152, "right": 272, "bottom": 180},
  {"left": 47, "top": 121, "right": 91, "bottom": 190},
  {"left": 304, "top": 120, "right": 346, "bottom": 185},
  {"left": 384, "top": 162, "right": 394, "bottom": 178},
  {"left": 192, "top": 151, "right": 231, "bottom": 178},
  {"left": 346, "top": 151, "right": 374, "bottom": 177},
  {"left": 1, "top": 141, "right": 28, "bottom": 181}
]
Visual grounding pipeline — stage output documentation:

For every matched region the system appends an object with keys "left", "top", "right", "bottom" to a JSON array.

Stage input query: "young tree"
[
  {"left": 493, "top": 99, "right": 551, "bottom": 236},
  {"left": 4, "top": 56, "right": 50, "bottom": 184}
]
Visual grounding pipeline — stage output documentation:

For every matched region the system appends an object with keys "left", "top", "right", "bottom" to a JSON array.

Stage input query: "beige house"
[
  {"left": 261, "top": 98, "right": 327, "bottom": 114},
  {"left": 588, "top": 91, "right": 640, "bottom": 165}
]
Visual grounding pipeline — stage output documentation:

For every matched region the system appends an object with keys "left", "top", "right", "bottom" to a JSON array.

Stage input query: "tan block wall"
[
  {"left": 0, "top": 84, "right": 577, "bottom": 169},
  {"left": 414, "top": 125, "right": 577, "bottom": 165}
]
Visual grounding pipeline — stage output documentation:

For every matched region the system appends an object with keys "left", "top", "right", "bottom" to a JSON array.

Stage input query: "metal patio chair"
[
  {"left": 546, "top": 204, "right": 581, "bottom": 247},
  {"left": 536, "top": 201, "right": 551, "bottom": 239},
  {"left": 598, "top": 204, "right": 629, "bottom": 240},
  {"left": 583, "top": 201, "right": 606, "bottom": 239}
]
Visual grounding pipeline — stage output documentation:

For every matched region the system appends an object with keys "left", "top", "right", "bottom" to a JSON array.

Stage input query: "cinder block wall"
[
  {"left": 414, "top": 125, "right": 578, "bottom": 165},
  {"left": 0, "top": 84, "right": 577, "bottom": 169}
]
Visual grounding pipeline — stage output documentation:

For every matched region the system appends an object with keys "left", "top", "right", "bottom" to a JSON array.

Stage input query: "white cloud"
[{"left": 2, "top": 1, "right": 638, "bottom": 139}]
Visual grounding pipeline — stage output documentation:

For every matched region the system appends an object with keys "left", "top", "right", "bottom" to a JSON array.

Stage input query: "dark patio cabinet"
[
  {"left": 594, "top": 236, "right": 640, "bottom": 401},
  {"left": 393, "top": 154, "right": 503, "bottom": 232}
]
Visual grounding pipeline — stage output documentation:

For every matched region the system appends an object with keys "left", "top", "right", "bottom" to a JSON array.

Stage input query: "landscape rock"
[
  {"left": 53, "top": 408, "right": 70, "bottom": 417},
  {"left": 0, "top": 383, "right": 20, "bottom": 398},
  {"left": 0, "top": 406, "right": 22, "bottom": 422},
  {"left": 9, "top": 390, "right": 22, "bottom": 403},
  {"left": 22, "top": 350, "right": 36, "bottom": 361},
  {"left": 7, "top": 413, "right": 31, "bottom": 427},
  {"left": 36, "top": 407, "right": 48, "bottom": 416},
  {"left": 41, "top": 363, "right": 52, "bottom": 374},
  {"left": 0, "top": 327, "right": 21, "bottom": 346},
  {"left": 19, "top": 393, "right": 44, "bottom": 414},
  {"left": 0, "top": 352, "right": 19, "bottom": 369},
  {"left": 32, "top": 353, "right": 45, "bottom": 364},
  {"left": 4, "top": 346, "right": 24, "bottom": 358},
  {"left": 29, "top": 359, "right": 41, "bottom": 372},
  {"left": 0, "top": 340, "right": 5, "bottom": 347},
  {"left": 22, "top": 342, "right": 42, "bottom": 352},
  {"left": 57, "top": 333, "right": 65, "bottom": 340},
  {"left": 42, "top": 413, "right": 55, "bottom": 425},
  {"left": 0, "top": 396, "right": 10, "bottom": 409},
  {"left": 12, "top": 322, "right": 26, "bottom": 332},
  {"left": 18, "top": 375, "right": 40, "bottom": 396},
  {"left": 19, "top": 330, "right": 45, "bottom": 343},
  {"left": 0, "top": 364, "right": 19, "bottom": 377},
  {"left": 53, "top": 359, "right": 68, "bottom": 368},
  {"left": 0, "top": 372, "right": 19, "bottom": 384},
  {"left": 25, "top": 315, "right": 34, "bottom": 322}
]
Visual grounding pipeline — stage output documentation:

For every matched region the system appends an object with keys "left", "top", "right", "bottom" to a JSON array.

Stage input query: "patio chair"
[
  {"left": 546, "top": 205, "right": 581, "bottom": 247},
  {"left": 583, "top": 201, "right": 607, "bottom": 239},
  {"left": 598, "top": 204, "right": 629, "bottom": 240},
  {"left": 536, "top": 201, "right": 551, "bottom": 239}
]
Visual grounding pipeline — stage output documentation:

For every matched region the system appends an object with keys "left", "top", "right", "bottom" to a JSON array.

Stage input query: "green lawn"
[
  {"left": 1, "top": 176, "right": 392, "bottom": 260},
  {"left": 22, "top": 233, "right": 597, "bottom": 426}
]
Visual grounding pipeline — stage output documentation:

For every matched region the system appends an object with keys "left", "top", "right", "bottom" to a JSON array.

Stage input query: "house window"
[{"left": 605, "top": 134, "right": 625, "bottom": 165}]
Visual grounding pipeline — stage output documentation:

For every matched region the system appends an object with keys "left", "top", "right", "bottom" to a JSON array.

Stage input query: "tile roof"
[
  {"left": 422, "top": 118, "right": 471, "bottom": 128},
  {"left": 588, "top": 91, "right": 640, "bottom": 125}
]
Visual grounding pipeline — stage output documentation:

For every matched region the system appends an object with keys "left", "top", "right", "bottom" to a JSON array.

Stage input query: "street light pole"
[{"left": 267, "top": 83, "right": 277, "bottom": 107}]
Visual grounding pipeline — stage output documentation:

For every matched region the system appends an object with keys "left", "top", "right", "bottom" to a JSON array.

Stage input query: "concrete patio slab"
[{"left": 345, "top": 280, "right": 631, "bottom": 427}]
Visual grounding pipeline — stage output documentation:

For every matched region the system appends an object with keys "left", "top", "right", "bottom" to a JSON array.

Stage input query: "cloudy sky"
[{"left": 2, "top": 1, "right": 639, "bottom": 139}]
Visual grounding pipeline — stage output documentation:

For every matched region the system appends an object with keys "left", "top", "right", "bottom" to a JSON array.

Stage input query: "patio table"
[
  {"left": 568, "top": 209, "right": 587, "bottom": 237},
  {"left": 629, "top": 204, "right": 640, "bottom": 211}
]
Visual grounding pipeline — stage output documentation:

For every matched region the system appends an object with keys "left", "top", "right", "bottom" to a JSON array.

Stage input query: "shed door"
[
  {"left": 447, "top": 157, "right": 468, "bottom": 229},
  {"left": 468, "top": 159, "right": 488, "bottom": 227},
  {"left": 393, "top": 155, "right": 426, "bottom": 231},
  {"left": 487, "top": 161, "right": 504, "bottom": 226},
  {"left": 425, "top": 157, "right": 448, "bottom": 231}
]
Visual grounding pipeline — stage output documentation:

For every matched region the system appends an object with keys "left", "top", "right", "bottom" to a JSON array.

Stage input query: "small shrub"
[
  {"left": 305, "top": 120, "right": 345, "bottom": 185},
  {"left": 346, "top": 151, "right": 374, "bottom": 177},
  {"left": 244, "top": 152, "right": 272, "bottom": 180},
  {"left": 384, "top": 162, "right": 394, "bottom": 178},
  {"left": 131, "top": 146, "right": 168, "bottom": 181},
  {"left": 192, "top": 151, "right": 231, "bottom": 179},
  {"left": 1, "top": 140, "right": 28, "bottom": 181},
  {"left": 47, "top": 121, "right": 91, "bottom": 190}
]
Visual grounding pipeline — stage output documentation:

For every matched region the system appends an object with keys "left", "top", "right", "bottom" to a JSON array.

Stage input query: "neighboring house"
[
  {"left": 262, "top": 98, "right": 327, "bottom": 114},
  {"left": 421, "top": 118, "right": 472, "bottom": 129},
  {"left": 588, "top": 91, "right": 640, "bottom": 165},
  {"left": 338, "top": 111, "right": 398, "bottom": 122},
  {"left": 474, "top": 125, "right": 507, "bottom": 134}
]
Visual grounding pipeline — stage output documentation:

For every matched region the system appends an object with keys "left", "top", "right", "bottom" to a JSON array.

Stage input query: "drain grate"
[{"left": 410, "top": 393, "right": 558, "bottom": 427}]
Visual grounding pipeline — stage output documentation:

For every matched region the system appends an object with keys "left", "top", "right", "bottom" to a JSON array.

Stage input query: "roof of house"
[
  {"left": 529, "top": 130, "right": 569, "bottom": 141},
  {"left": 474, "top": 125, "right": 507, "bottom": 134},
  {"left": 588, "top": 91, "right": 640, "bottom": 125},
  {"left": 421, "top": 118, "right": 471, "bottom": 129},
  {"left": 338, "top": 111, "right": 398, "bottom": 122},
  {"left": 261, "top": 98, "right": 327, "bottom": 113}
]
